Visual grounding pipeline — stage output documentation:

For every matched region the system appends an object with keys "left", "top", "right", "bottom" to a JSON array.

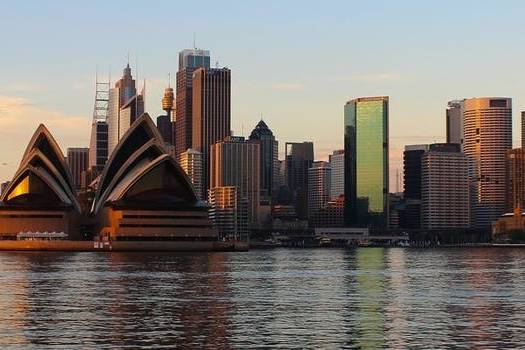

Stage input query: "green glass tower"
[{"left": 344, "top": 96, "right": 389, "bottom": 230}]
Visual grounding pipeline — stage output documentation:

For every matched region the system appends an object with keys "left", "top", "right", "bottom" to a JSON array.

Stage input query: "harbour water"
[{"left": 0, "top": 248, "right": 524, "bottom": 349}]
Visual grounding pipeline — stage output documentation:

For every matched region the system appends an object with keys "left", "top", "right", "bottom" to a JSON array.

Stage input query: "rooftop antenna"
[
  {"left": 260, "top": 112, "right": 263, "bottom": 121},
  {"left": 193, "top": 32, "right": 196, "bottom": 49},
  {"left": 216, "top": 60, "right": 219, "bottom": 68},
  {"left": 168, "top": 72, "right": 171, "bottom": 88},
  {"left": 127, "top": 51, "right": 130, "bottom": 66}
]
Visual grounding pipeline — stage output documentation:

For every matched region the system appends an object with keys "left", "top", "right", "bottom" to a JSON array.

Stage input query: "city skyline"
[{"left": 2, "top": 1, "right": 525, "bottom": 188}]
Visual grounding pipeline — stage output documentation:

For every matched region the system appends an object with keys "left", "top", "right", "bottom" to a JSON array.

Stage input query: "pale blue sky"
[{"left": 1, "top": 1, "right": 524, "bottom": 188}]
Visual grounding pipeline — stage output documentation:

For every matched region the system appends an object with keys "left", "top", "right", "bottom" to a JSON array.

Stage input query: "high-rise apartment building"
[
  {"left": 463, "top": 97, "right": 512, "bottom": 228},
  {"left": 285, "top": 142, "right": 314, "bottom": 219},
  {"left": 107, "top": 64, "right": 144, "bottom": 155},
  {"left": 192, "top": 67, "right": 231, "bottom": 193},
  {"left": 344, "top": 96, "right": 389, "bottom": 229},
  {"left": 446, "top": 100, "right": 464, "bottom": 147},
  {"left": 401, "top": 144, "right": 429, "bottom": 229},
  {"left": 66, "top": 148, "right": 89, "bottom": 190},
  {"left": 507, "top": 148, "right": 525, "bottom": 212},
  {"left": 307, "top": 161, "right": 331, "bottom": 226},
  {"left": 209, "top": 136, "right": 260, "bottom": 225},
  {"left": 329, "top": 150, "right": 344, "bottom": 200},
  {"left": 249, "top": 120, "right": 279, "bottom": 201},
  {"left": 421, "top": 143, "right": 469, "bottom": 229},
  {"left": 208, "top": 186, "right": 248, "bottom": 240},
  {"left": 179, "top": 148, "right": 203, "bottom": 200},
  {"left": 174, "top": 48, "right": 210, "bottom": 159}
]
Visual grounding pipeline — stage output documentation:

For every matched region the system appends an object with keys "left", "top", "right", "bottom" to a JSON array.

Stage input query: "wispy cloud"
[
  {"left": 330, "top": 73, "right": 402, "bottom": 83},
  {"left": 272, "top": 82, "right": 305, "bottom": 92},
  {"left": 0, "top": 95, "right": 90, "bottom": 181}
]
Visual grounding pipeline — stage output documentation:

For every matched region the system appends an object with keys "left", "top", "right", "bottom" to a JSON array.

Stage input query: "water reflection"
[{"left": 0, "top": 248, "right": 524, "bottom": 348}]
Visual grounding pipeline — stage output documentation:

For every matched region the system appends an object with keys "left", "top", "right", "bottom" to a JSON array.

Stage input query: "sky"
[{"left": 1, "top": 0, "right": 525, "bottom": 189}]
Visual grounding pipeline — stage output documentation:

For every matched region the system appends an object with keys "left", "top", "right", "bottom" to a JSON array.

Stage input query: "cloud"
[
  {"left": 272, "top": 82, "right": 305, "bottom": 91},
  {"left": 0, "top": 95, "right": 90, "bottom": 182},
  {"left": 331, "top": 73, "right": 402, "bottom": 83}
]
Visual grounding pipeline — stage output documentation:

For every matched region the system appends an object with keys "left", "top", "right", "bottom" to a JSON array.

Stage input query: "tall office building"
[
  {"left": 421, "top": 143, "right": 469, "bottom": 229},
  {"left": 174, "top": 48, "right": 211, "bottom": 159},
  {"left": 157, "top": 85, "right": 174, "bottom": 145},
  {"left": 107, "top": 63, "right": 144, "bottom": 155},
  {"left": 329, "top": 150, "right": 344, "bottom": 200},
  {"left": 208, "top": 186, "right": 248, "bottom": 240},
  {"left": 285, "top": 142, "right": 314, "bottom": 219},
  {"left": 210, "top": 136, "right": 260, "bottom": 225},
  {"left": 192, "top": 67, "right": 231, "bottom": 193},
  {"left": 249, "top": 120, "right": 278, "bottom": 201},
  {"left": 446, "top": 100, "right": 464, "bottom": 147},
  {"left": 344, "top": 96, "right": 389, "bottom": 229},
  {"left": 307, "top": 161, "right": 331, "bottom": 226},
  {"left": 401, "top": 144, "right": 429, "bottom": 229},
  {"left": 66, "top": 148, "right": 89, "bottom": 190},
  {"left": 179, "top": 148, "right": 203, "bottom": 200},
  {"left": 88, "top": 121, "right": 108, "bottom": 170},
  {"left": 463, "top": 97, "right": 512, "bottom": 228},
  {"left": 507, "top": 148, "right": 525, "bottom": 212}
]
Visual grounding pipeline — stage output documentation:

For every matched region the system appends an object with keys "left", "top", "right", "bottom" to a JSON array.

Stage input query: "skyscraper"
[
  {"left": 463, "top": 97, "right": 512, "bottom": 228},
  {"left": 507, "top": 148, "right": 525, "bottom": 212},
  {"left": 307, "top": 161, "right": 331, "bottom": 226},
  {"left": 209, "top": 136, "right": 260, "bottom": 225},
  {"left": 249, "top": 120, "right": 278, "bottom": 201},
  {"left": 174, "top": 48, "right": 210, "bottom": 159},
  {"left": 446, "top": 100, "right": 464, "bottom": 147},
  {"left": 329, "top": 150, "right": 344, "bottom": 200},
  {"left": 192, "top": 67, "right": 231, "bottom": 193},
  {"left": 107, "top": 64, "right": 144, "bottom": 155},
  {"left": 344, "top": 96, "right": 389, "bottom": 229},
  {"left": 88, "top": 121, "right": 108, "bottom": 170},
  {"left": 66, "top": 147, "right": 89, "bottom": 190},
  {"left": 401, "top": 144, "right": 429, "bottom": 229},
  {"left": 421, "top": 143, "right": 469, "bottom": 229},
  {"left": 179, "top": 148, "right": 203, "bottom": 200},
  {"left": 285, "top": 142, "right": 314, "bottom": 219}
]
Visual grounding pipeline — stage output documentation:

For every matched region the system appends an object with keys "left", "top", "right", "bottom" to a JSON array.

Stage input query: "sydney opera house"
[{"left": 0, "top": 114, "right": 218, "bottom": 248}]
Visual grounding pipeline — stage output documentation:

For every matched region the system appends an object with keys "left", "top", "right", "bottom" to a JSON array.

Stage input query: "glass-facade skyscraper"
[{"left": 344, "top": 96, "right": 389, "bottom": 230}]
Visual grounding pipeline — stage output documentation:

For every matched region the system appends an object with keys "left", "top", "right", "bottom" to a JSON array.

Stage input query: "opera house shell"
[
  {"left": 0, "top": 125, "right": 81, "bottom": 239},
  {"left": 91, "top": 114, "right": 216, "bottom": 242},
  {"left": 0, "top": 114, "right": 217, "bottom": 246}
]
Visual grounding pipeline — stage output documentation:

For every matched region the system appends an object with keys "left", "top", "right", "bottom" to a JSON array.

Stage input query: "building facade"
[
  {"left": 307, "top": 161, "right": 332, "bottom": 226},
  {"left": 174, "top": 49, "right": 210, "bottom": 159},
  {"left": 67, "top": 148, "right": 89, "bottom": 191},
  {"left": 192, "top": 67, "right": 231, "bottom": 193},
  {"left": 463, "top": 97, "right": 512, "bottom": 228},
  {"left": 285, "top": 142, "right": 314, "bottom": 220},
  {"left": 329, "top": 150, "right": 344, "bottom": 200},
  {"left": 88, "top": 121, "right": 108, "bottom": 170},
  {"left": 401, "top": 144, "right": 429, "bottom": 229},
  {"left": 249, "top": 120, "right": 279, "bottom": 201},
  {"left": 344, "top": 96, "right": 389, "bottom": 230},
  {"left": 179, "top": 148, "right": 203, "bottom": 200},
  {"left": 507, "top": 148, "right": 525, "bottom": 212},
  {"left": 421, "top": 143, "right": 469, "bottom": 229},
  {"left": 208, "top": 186, "right": 248, "bottom": 240},
  {"left": 209, "top": 136, "right": 260, "bottom": 225}
]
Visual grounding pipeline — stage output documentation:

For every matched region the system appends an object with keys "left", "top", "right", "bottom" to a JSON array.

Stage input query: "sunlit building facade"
[
  {"left": 344, "top": 96, "right": 389, "bottom": 230},
  {"left": 179, "top": 148, "right": 203, "bottom": 200},
  {"left": 66, "top": 147, "right": 89, "bottom": 191},
  {"left": 463, "top": 97, "right": 512, "bottom": 228},
  {"left": 329, "top": 150, "right": 344, "bottom": 200}
]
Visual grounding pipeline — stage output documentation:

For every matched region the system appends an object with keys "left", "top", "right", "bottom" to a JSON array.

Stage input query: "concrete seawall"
[{"left": 0, "top": 240, "right": 248, "bottom": 252}]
